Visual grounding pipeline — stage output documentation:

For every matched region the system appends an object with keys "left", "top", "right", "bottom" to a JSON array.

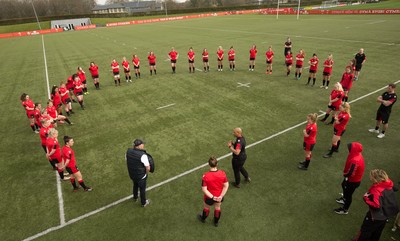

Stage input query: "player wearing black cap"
[{"left": 126, "top": 139, "right": 152, "bottom": 207}]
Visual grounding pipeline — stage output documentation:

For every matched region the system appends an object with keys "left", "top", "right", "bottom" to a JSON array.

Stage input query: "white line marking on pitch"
[
  {"left": 156, "top": 103, "right": 175, "bottom": 110},
  {"left": 368, "top": 20, "right": 386, "bottom": 25},
  {"left": 237, "top": 82, "right": 251, "bottom": 88},
  {"left": 56, "top": 172, "right": 65, "bottom": 225},
  {"left": 195, "top": 68, "right": 203, "bottom": 72},
  {"left": 319, "top": 110, "right": 325, "bottom": 114},
  {"left": 22, "top": 80, "right": 400, "bottom": 241}
]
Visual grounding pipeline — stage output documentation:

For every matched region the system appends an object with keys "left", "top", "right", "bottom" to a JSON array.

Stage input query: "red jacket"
[
  {"left": 363, "top": 179, "right": 398, "bottom": 220},
  {"left": 343, "top": 142, "right": 365, "bottom": 183}
]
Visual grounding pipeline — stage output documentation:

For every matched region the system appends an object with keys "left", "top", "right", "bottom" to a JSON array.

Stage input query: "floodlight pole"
[
  {"left": 297, "top": 0, "right": 301, "bottom": 20},
  {"left": 31, "top": 0, "right": 42, "bottom": 30},
  {"left": 276, "top": 0, "right": 280, "bottom": 19},
  {"left": 165, "top": 0, "right": 168, "bottom": 17}
]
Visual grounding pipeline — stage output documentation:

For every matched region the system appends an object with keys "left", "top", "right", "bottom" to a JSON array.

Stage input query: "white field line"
[
  {"left": 161, "top": 25, "right": 398, "bottom": 46},
  {"left": 195, "top": 68, "right": 203, "bottom": 72},
  {"left": 367, "top": 20, "right": 386, "bottom": 25},
  {"left": 40, "top": 34, "right": 64, "bottom": 226},
  {"left": 156, "top": 103, "right": 175, "bottom": 110},
  {"left": 22, "top": 81, "right": 400, "bottom": 241},
  {"left": 56, "top": 172, "right": 65, "bottom": 225}
]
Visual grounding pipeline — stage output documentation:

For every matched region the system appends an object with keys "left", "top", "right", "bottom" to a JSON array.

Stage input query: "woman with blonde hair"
[
  {"left": 295, "top": 49, "right": 305, "bottom": 80},
  {"left": 320, "top": 54, "right": 334, "bottom": 89},
  {"left": 323, "top": 102, "right": 351, "bottom": 158},
  {"left": 217, "top": 46, "right": 224, "bottom": 71},
  {"left": 353, "top": 169, "right": 398, "bottom": 241},
  {"left": 320, "top": 82, "right": 344, "bottom": 124},
  {"left": 298, "top": 113, "right": 318, "bottom": 170},
  {"left": 46, "top": 128, "right": 69, "bottom": 180}
]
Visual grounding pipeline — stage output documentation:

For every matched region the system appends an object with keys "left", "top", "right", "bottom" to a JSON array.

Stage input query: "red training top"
[
  {"left": 304, "top": 123, "right": 317, "bottom": 144},
  {"left": 202, "top": 170, "right": 228, "bottom": 197}
]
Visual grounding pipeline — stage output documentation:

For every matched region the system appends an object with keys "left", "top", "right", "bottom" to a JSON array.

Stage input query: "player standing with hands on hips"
[
  {"left": 197, "top": 156, "right": 229, "bottom": 227},
  {"left": 228, "top": 128, "right": 251, "bottom": 188}
]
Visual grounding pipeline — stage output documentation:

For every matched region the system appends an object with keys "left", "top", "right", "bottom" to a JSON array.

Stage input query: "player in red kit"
[
  {"left": 73, "top": 74, "right": 85, "bottom": 110},
  {"left": 148, "top": 51, "right": 157, "bottom": 75},
  {"left": 62, "top": 135, "right": 92, "bottom": 192},
  {"left": 249, "top": 44, "right": 257, "bottom": 71},
  {"left": 265, "top": 46, "right": 274, "bottom": 75},
  {"left": 197, "top": 156, "right": 229, "bottom": 227},
  {"left": 306, "top": 53, "right": 319, "bottom": 86},
  {"left": 324, "top": 102, "right": 351, "bottom": 158},
  {"left": 39, "top": 118, "right": 52, "bottom": 154},
  {"left": 187, "top": 47, "right": 195, "bottom": 73},
  {"left": 132, "top": 54, "right": 141, "bottom": 79},
  {"left": 51, "top": 85, "right": 62, "bottom": 115},
  {"left": 320, "top": 82, "right": 344, "bottom": 124},
  {"left": 111, "top": 59, "right": 121, "bottom": 86},
  {"left": 168, "top": 47, "right": 179, "bottom": 74},
  {"left": 33, "top": 103, "right": 42, "bottom": 130},
  {"left": 340, "top": 66, "right": 355, "bottom": 102},
  {"left": 298, "top": 113, "right": 318, "bottom": 170},
  {"left": 285, "top": 51, "right": 293, "bottom": 76},
  {"left": 46, "top": 100, "right": 72, "bottom": 125},
  {"left": 320, "top": 54, "right": 334, "bottom": 89},
  {"left": 122, "top": 57, "right": 132, "bottom": 83},
  {"left": 217, "top": 46, "right": 224, "bottom": 71},
  {"left": 66, "top": 75, "right": 77, "bottom": 103},
  {"left": 295, "top": 49, "right": 305, "bottom": 80},
  {"left": 228, "top": 46, "right": 235, "bottom": 71},
  {"left": 20, "top": 93, "right": 38, "bottom": 133},
  {"left": 59, "top": 82, "right": 74, "bottom": 116},
  {"left": 88, "top": 62, "right": 100, "bottom": 90},
  {"left": 202, "top": 48, "right": 209, "bottom": 72},
  {"left": 46, "top": 128, "right": 69, "bottom": 180},
  {"left": 77, "top": 67, "right": 88, "bottom": 95}
]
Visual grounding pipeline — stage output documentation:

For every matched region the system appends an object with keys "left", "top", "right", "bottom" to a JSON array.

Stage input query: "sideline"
[{"left": 23, "top": 80, "right": 399, "bottom": 241}]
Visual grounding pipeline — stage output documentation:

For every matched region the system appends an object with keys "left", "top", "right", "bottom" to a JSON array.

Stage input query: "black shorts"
[
  {"left": 82, "top": 80, "right": 87, "bottom": 84},
  {"left": 64, "top": 98, "right": 71, "bottom": 104},
  {"left": 303, "top": 142, "right": 315, "bottom": 151},
  {"left": 250, "top": 57, "right": 255, "bottom": 61},
  {"left": 149, "top": 63, "right": 156, "bottom": 66},
  {"left": 327, "top": 105, "right": 338, "bottom": 111},
  {"left": 134, "top": 66, "right": 140, "bottom": 69},
  {"left": 229, "top": 59, "right": 235, "bottom": 62},
  {"left": 286, "top": 63, "right": 292, "bottom": 67},
  {"left": 66, "top": 165, "right": 79, "bottom": 174},
  {"left": 171, "top": 60, "right": 177, "bottom": 64},
  {"left": 56, "top": 103, "right": 62, "bottom": 109},
  {"left": 204, "top": 197, "right": 224, "bottom": 206},
  {"left": 42, "top": 145, "right": 47, "bottom": 153},
  {"left": 376, "top": 110, "right": 391, "bottom": 124},
  {"left": 92, "top": 75, "right": 99, "bottom": 79},
  {"left": 203, "top": 59, "right": 209, "bottom": 63},
  {"left": 355, "top": 64, "right": 362, "bottom": 71},
  {"left": 323, "top": 72, "right": 331, "bottom": 76},
  {"left": 334, "top": 128, "right": 346, "bottom": 136},
  {"left": 75, "top": 91, "right": 83, "bottom": 96},
  {"left": 309, "top": 69, "right": 316, "bottom": 74},
  {"left": 188, "top": 60, "right": 194, "bottom": 64},
  {"left": 266, "top": 61, "right": 272, "bottom": 64},
  {"left": 296, "top": 65, "right": 303, "bottom": 69},
  {"left": 124, "top": 70, "right": 130, "bottom": 73},
  {"left": 113, "top": 72, "right": 120, "bottom": 76}
]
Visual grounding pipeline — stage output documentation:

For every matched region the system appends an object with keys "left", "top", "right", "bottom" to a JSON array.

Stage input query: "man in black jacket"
[{"left": 126, "top": 139, "right": 151, "bottom": 207}]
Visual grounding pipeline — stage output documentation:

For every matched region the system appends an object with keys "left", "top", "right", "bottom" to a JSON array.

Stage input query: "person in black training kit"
[
  {"left": 228, "top": 127, "right": 251, "bottom": 188},
  {"left": 126, "top": 139, "right": 154, "bottom": 207}
]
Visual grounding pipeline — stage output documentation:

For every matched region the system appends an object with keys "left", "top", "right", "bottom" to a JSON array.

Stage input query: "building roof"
[{"left": 92, "top": 1, "right": 157, "bottom": 11}]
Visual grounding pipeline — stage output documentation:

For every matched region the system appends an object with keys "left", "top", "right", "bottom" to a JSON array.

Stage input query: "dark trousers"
[
  {"left": 232, "top": 158, "right": 248, "bottom": 185},
  {"left": 342, "top": 180, "right": 360, "bottom": 210},
  {"left": 133, "top": 176, "right": 147, "bottom": 205},
  {"left": 356, "top": 213, "right": 386, "bottom": 241}
]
